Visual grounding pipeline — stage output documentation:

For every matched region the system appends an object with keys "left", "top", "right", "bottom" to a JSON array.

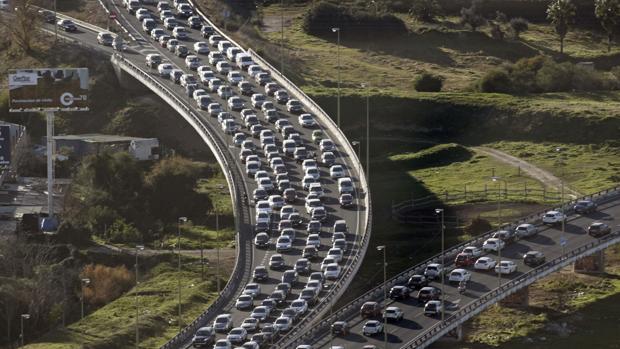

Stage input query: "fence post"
[
  {"left": 543, "top": 187, "right": 546, "bottom": 202},
  {"left": 524, "top": 182, "right": 527, "bottom": 200}
]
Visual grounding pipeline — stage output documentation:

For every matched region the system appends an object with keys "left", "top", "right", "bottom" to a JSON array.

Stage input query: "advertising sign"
[
  {"left": 8, "top": 68, "right": 89, "bottom": 112},
  {"left": 0, "top": 126, "right": 11, "bottom": 166}
]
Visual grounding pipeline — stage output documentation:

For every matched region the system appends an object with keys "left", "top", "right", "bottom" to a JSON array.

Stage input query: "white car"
[
  {"left": 448, "top": 268, "right": 471, "bottom": 283},
  {"left": 255, "top": 212, "right": 270, "bottom": 226},
  {"left": 474, "top": 256, "right": 497, "bottom": 270},
  {"left": 276, "top": 236, "right": 292, "bottom": 252},
  {"left": 257, "top": 177, "right": 274, "bottom": 191},
  {"left": 462, "top": 246, "right": 483, "bottom": 257},
  {"left": 208, "top": 102, "right": 222, "bottom": 116},
  {"left": 320, "top": 138, "right": 335, "bottom": 152},
  {"left": 327, "top": 248, "right": 343, "bottom": 263},
  {"left": 157, "top": 63, "right": 173, "bottom": 77},
  {"left": 172, "top": 26, "right": 188, "bottom": 40},
  {"left": 226, "top": 327, "right": 247, "bottom": 344},
  {"left": 227, "top": 46, "right": 243, "bottom": 61},
  {"left": 213, "top": 314, "right": 233, "bottom": 332},
  {"left": 208, "top": 51, "right": 224, "bottom": 65},
  {"left": 217, "top": 86, "right": 233, "bottom": 99},
  {"left": 305, "top": 198, "right": 323, "bottom": 214},
  {"left": 302, "top": 159, "right": 318, "bottom": 172},
  {"left": 163, "top": 17, "right": 177, "bottom": 30},
  {"left": 330, "top": 165, "right": 346, "bottom": 178},
  {"left": 515, "top": 223, "right": 538, "bottom": 239},
  {"left": 542, "top": 210, "right": 566, "bottom": 224},
  {"left": 235, "top": 295, "right": 253, "bottom": 310},
  {"left": 216, "top": 61, "right": 232, "bottom": 74},
  {"left": 323, "top": 263, "right": 341, "bottom": 280},
  {"left": 383, "top": 306, "right": 404, "bottom": 322},
  {"left": 213, "top": 339, "right": 232, "bottom": 349},
  {"left": 274, "top": 316, "right": 293, "bottom": 332},
  {"left": 255, "top": 200, "right": 272, "bottom": 214},
  {"left": 217, "top": 40, "right": 233, "bottom": 52},
  {"left": 251, "top": 94, "right": 267, "bottom": 108},
  {"left": 308, "top": 183, "right": 324, "bottom": 198},
  {"left": 424, "top": 263, "right": 443, "bottom": 279},
  {"left": 209, "top": 34, "right": 223, "bottom": 46},
  {"left": 298, "top": 113, "right": 316, "bottom": 127},
  {"left": 268, "top": 195, "right": 285, "bottom": 210},
  {"left": 275, "top": 90, "right": 290, "bottom": 103},
  {"left": 199, "top": 70, "right": 217, "bottom": 83},
  {"left": 135, "top": 8, "right": 150, "bottom": 21},
  {"left": 495, "top": 260, "right": 517, "bottom": 274},
  {"left": 150, "top": 28, "right": 165, "bottom": 40},
  {"left": 362, "top": 320, "right": 384, "bottom": 336},
  {"left": 248, "top": 65, "right": 262, "bottom": 77},
  {"left": 241, "top": 318, "right": 259, "bottom": 332},
  {"left": 193, "top": 41, "right": 210, "bottom": 54},
  {"left": 424, "top": 300, "right": 443, "bottom": 316},
  {"left": 290, "top": 299, "right": 308, "bottom": 315},
  {"left": 227, "top": 71, "right": 243, "bottom": 85},
  {"left": 286, "top": 99, "right": 303, "bottom": 113},
  {"left": 243, "top": 283, "right": 261, "bottom": 297},
  {"left": 306, "top": 234, "right": 321, "bottom": 248},
  {"left": 250, "top": 306, "right": 269, "bottom": 321},
  {"left": 482, "top": 237, "right": 505, "bottom": 252},
  {"left": 305, "top": 167, "right": 320, "bottom": 180},
  {"left": 192, "top": 89, "right": 208, "bottom": 102}
]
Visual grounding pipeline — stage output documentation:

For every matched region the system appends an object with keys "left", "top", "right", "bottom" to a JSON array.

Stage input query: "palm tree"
[
  {"left": 594, "top": 0, "right": 620, "bottom": 52},
  {"left": 546, "top": 0, "right": 576, "bottom": 54}
]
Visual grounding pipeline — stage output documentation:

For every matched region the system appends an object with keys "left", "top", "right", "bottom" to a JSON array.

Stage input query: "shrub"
[
  {"left": 56, "top": 221, "right": 92, "bottom": 246},
  {"left": 509, "top": 17, "right": 529, "bottom": 38},
  {"left": 460, "top": 0, "right": 486, "bottom": 31},
  {"left": 409, "top": 0, "right": 443, "bottom": 22},
  {"left": 108, "top": 218, "right": 142, "bottom": 244},
  {"left": 81, "top": 264, "right": 134, "bottom": 306},
  {"left": 490, "top": 22, "right": 505, "bottom": 40},
  {"left": 464, "top": 217, "right": 493, "bottom": 236},
  {"left": 478, "top": 69, "right": 513, "bottom": 93},
  {"left": 414, "top": 72, "right": 444, "bottom": 92},
  {"left": 495, "top": 10, "right": 508, "bottom": 23}
]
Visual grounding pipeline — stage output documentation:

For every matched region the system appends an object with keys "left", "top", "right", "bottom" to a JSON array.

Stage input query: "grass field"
[
  {"left": 486, "top": 141, "right": 620, "bottom": 194},
  {"left": 23, "top": 258, "right": 225, "bottom": 349}
]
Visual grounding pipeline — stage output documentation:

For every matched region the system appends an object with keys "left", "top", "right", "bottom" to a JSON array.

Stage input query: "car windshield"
[
  {"left": 196, "top": 329, "right": 211, "bottom": 336},
  {"left": 216, "top": 317, "right": 227, "bottom": 323}
]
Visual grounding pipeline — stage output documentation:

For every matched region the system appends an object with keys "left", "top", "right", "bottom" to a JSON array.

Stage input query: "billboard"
[
  {"left": 0, "top": 126, "right": 11, "bottom": 166},
  {"left": 8, "top": 68, "right": 89, "bottom": 112}
]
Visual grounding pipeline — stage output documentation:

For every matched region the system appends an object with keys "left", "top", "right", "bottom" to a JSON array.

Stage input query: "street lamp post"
[
  {"left": 280, "top": 0, "right": 284, "bottom": 75},
  {"left": 135, "top": 244, "right": 144, "bottom": 349},
  {"left": 556, "top": 147, "right": 566, "bottom": 257},
  {"left": 80, "top": 278, "right": 91, "bottom": 320},
  {"left": 216, "top": 184, "right": 225, "bottom": 294},
  {"left": 177, "top": 216, "right": 187, "bottom": 330},
  {"left": 492, "top": 176, "right": 506, "bottom": 289},
  {"left": 361, "top": 83, "right": 370, "bottom": 183},
  {"left": 20, "top": 314, "right": 30, "bottom": 348},
  {"left": 435, "top": 208, "right": 445, "bottom": 323},
  {"left": 331, "top": 27, "right": 341, "bottom": 128},
  {"left": 376, "top": 245, "right": 387, "bottom": 349}
]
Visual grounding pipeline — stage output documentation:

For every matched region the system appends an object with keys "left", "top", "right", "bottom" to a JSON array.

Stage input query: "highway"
[
  {"left": 301, "top": 193, "right": 620, "bottom": 348},
  {"left": 42, "top": 1, "right": 370, "bottom": 347}
]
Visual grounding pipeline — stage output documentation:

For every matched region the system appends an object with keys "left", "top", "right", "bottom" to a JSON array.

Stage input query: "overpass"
[
  {"left": 281, "top": 186, "right": 620, "bottom": 348},
  {"left": 39, "top": 1, "right": 371, "bottom": 348}
]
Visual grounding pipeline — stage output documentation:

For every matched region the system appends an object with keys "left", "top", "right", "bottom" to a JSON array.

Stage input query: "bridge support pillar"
[
  {"left": 500, "top": 286, "right": 529, "bottom": 307},
  {"left": 438, "top": 325, "right": 464, "bottom": 343},
  {"left": 574, "top": 250, "right": 605, "bottom": 274},
  {"left": 110, "top": 55, "right": 149, "bottom": 92}
]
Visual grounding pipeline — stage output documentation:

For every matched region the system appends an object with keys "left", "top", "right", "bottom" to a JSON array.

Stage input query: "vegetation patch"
[{"left": 388, "top": 143, "right": 473, "bottom": 169}]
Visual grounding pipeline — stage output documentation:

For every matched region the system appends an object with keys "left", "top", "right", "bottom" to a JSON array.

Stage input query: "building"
[
  {"left": 0, "top": 121, "right": 27, "bottom": 186},
  {"left": 53, "top": 134, "right": 160, "bottom": 161}
]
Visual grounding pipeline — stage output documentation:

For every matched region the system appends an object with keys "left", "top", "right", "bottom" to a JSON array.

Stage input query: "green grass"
[
  {"left": 161, "top": 225, "right": 236, "bottom": 250},
  {"left": 25, "top": 260, "right": 221, "bottom": 349},
  {"left": 487, "top": 141, "right": 620, "bottom": 194},
  {"left": 197, "top": 175, "right": 234, "bottom": 217}
]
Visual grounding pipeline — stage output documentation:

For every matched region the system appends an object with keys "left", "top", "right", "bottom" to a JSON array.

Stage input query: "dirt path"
[{"left": 474, "top": 146, "right": 582, "bottom": 198}]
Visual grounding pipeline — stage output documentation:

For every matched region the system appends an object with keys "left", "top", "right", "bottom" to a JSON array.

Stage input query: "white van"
[
  {"left": 338, "top": 177, "right": 354, "bottom": 194},
  {"left": 0, "top": 0, "right": 9, "bottom": 10},
  {"left": 236, "top": 53, "right": 254, "bottom": 70}
]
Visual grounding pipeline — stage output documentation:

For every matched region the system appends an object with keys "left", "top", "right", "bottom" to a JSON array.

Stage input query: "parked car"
[
  {"left": 588, "top": 222, "right": 612, "bottom": 237},
  {"left": 523, "top": 250, "right": 546, "bottom": 266}
]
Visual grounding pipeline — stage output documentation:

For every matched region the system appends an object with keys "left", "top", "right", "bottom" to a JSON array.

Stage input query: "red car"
[{"left": 454, "top": 253, "right": 475, "bottom": 267}]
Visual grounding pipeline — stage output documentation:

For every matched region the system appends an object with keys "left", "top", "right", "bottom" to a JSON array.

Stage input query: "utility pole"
[
  {"left": 331, "top": 27, "right": 341, "bottom": 128},
  {"left": 135, "top": 245, "right": 144, "bottom": 349},
  {"left": 177, "top": 216, "right": 187, "bottom": 330},
  {"left": 435, "top": 208, "right": 445, "bottom": 323},
  {"left": 377, "top": 245, "right": 387, "bottom": 349}
]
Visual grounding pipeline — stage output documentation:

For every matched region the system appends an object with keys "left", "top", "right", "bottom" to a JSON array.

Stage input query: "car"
[
  {"left": 257, "top": 177, "right": 274, "bottom": 191},
  {"left": 146, "top": 54, "right": 162, "bottom": 68},
  {"left": 281, "top": 308, "right": 299, "bottom": 323},
  {"left": 196, "top": 95, "right": 212, "bottom": 110},
  {"left": 251, "top": 93, "right": 267, "bottom": 108},
  {"left": 159, "top": 34, "right": 172, "bottom": 47},
  {"left": 331, "top": 321, "right": 349, "bottom": 336},
  {"left": 175, "top": 44, "right": 189, "bottom": 58},
  {"left": 282, "top": 270, "right": 298, "bottom": 285},
  {"left": 209, "top": 34, "right": 223, "bottom": 46},
  {"left": 249, "top": 333, "right": 267, "bottom": 347},
  {"left": 200, "top": 24, "right": 215, "bottom": 38},
  {"left": 160, "top": 9, "right": 174, "bottom": 21},
  {"left": 298, "top": 113, "right": 316, "bottom": 127},
  {"left": 164, "top": 17, "right": 178, "bottom": 30},
  {"left": 330, "top": 165, "right": 346, "bottom": 178},
  {"left": 194, "top": 41, "right": 210, "bottom": 54},
  {"left": 454, "top": 252, "right": 476, "bottom": 267},
  {"left": 338, "top": 177, "right": 354, "bottom": 194},
  {"left": 290, "top": 299, "right": 308, "bottom": 315},
  {"left": 323, "top": 263, "right": 341, "bottom": 280},
  {"left": 389, "top": 285, "right": 411, "bottom": 300},
  {"left": 255, "top": 72, "right": 271, "bottom": 85},
  {"left": 170, "top": 69, "right": 184, "bottom": 83},
  {"left": 383, "top": 306, "right": 404, "bottom": 322},
  {"left": 274, "top": 316, "right": 293, "bottom": 332},
  {"left": 264, "top": 82, "right": 279, "bottom": 96},
  {"left": 218, "top": 40, "right": 233, "bottom": 53},
  {"left": 150, "top": 28, "right": 165, "bottom": 40},
  {"left": 305, "top": 220, "right": 321, "bottom": 234},
  {"left": 172, "top": 26, "right": 189, "bottom": 40},
  {"left": 474, "top": 256, "right": 497, "bottom": 270},
  {"left": 274, "top": 90, "right": 290, "bottom": 104},
  {"left": 448, "top": 268, "right": 472, "bottom": 283},
  {"left": 543, "top": 210, "right": 567, "bottom": 225},
  {"left": 306, "top": 234, "right": 321, "bottom": 248},
  {"left": 320, "top": 139, "right": 335, "bottom": 152},
  {"left": 588, "top": 222, "right": 612, "bottom": 237},
  {"left": 306, "top": 279, "right": 322, "bottom": 293},
  {"left": 259, "top": 323, "right": 279, "bottom": 341},
  {"left": 270, "top": 290, "right": 286, "bottom": 306},
  {"left": 157, "top": 63, "right": 174, "bottom": 78},
  {"left": 495, "top": 260, "right": 517, "bottom": 274},
  {"left": 482, "top": 237, "right": 505, "bottom": 252},
  {"left": 142, "top": 18, "right": 157, "bottom": 33},
  {"left": 38, "top": 9, "right": 57, "bottom": 24},
  {"left": 417, "top": 286, "right": 441, "bottom": 303},
  {"left": 276, "top": 236, "right": 292, "bottom": 252},
  {"left": 228, "top": 96, "right": 244, "bottom": 110},
  {"left": 493, "top": 229, "right": 516, "bottom": 243},
  {"left": 213, "top": 339, "right": 232, "bottom": 349},
  {"left": 523, "top": 250, "right": 546, "bottom": 266},
  {"left": 407, "top": 274, "right": 428, "bottom": 289},
  {"left": 227, "top": 47, "right": 243, "bottom": 61},
  {"left": 321, "top": 152, "right": 336, "bottom": 166},
  {"left": 241, "top": 318, "right": 259, "bottom": 332},
  {"left": 177, "top": 3, "right": 193, "bottom": 17},
  {"left": 188, "top": 15, "right": 202, "bottom": 29},
  {"left": 235, "top": 295, "right": 254, "bottom": 310},
  {"left": 250, "top": 306, "right": 270, "bottom": 321},
  {"left": 97, "top": 32, "right": 114, "bottom": 46},
  {"left": 515, "top": 223, "right": 538, "bottom": 239},
  {"left": 269, "top": 254, "right": 285, "bottom": 269},
  {"left": 461, "top": 245, "right": 482, "bottom": 257},
  {"left": 302, "top": 246, "right": 319, "bottom": 260},
  {"left": 227, "top": 71, "right": 244, "bottom": 85},
  {"left": 167, "top": 38, "right": 180, "bottom": 52},
  {"left": 305, "top": 198, "right": 323, "bottom": 215},
  {"left": 216, "top": 61, "right": 232, "bottom": 74},
  {"left": 191, "top": 326, "right": 215, "bottom": 348},
  {"left": 423, "top": 263, "right": 443, "bottom": 280},
  {"left": 424, "top": 300, "right": 443, "bottom": 317},
  {"left": 253, "top": 232, "right": 270, "bottom": 248},
  {"left": 286, "top": 99, "right": 303, "bottom": 113},
  {"left": 208, "top": 78, "right": 223, "bottom": 92},
  {"left": 252, "top": 266, "right": 268, "bottom": 282},
  {"left": 327, "top": 248, "right": 343, "bottom": 263},
  {"left": 135, "top": 8, "right": 150, "bottom": 21},
  {"left": 243, "top": 283, "right": 261, "bottom": 297},
  {"left": 275, "top": 282, "right": 291, "bottom": 297},
  {"left": 213, "top": 314, "right": 233, "bottom": 332},
  {"left": 363, "top": 320, "right": 384, "bottom": 336},
  {"left": 255, "top": 200, "right": 271, "bottom": 214},
  {"left": 574, "top": 200, "right": 597, "bottom": 214},
  {"left": 339, "top": 193, "right": 354, "bottom": 208},
  {"left": 185, "top": 55, "right": 201, "bottom": 70},
  {"left": 305, "top": 167, "right": 320, "bottom": 180},
  {"left": 360, "top": 301, "right": 381, "bottom": 318},
  {"left": 208, "top": 51, "right": 224, "bottom": 65}
]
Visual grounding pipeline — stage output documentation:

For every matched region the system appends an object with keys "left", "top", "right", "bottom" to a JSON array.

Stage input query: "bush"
[
  {"left": 81, "top": 264, "right": 134, "bottom": 306},
  {"left": 509, "top": 17, "right": 529, "bottom": 38},
  {"left": 302, "top": 1, "right": 407, "bottom": 36},
  {"left": 478, "top": 69, "right": 513, "bottom": 93},
  {"left": 490, "top": 22, "right": 505, "bottom": 40},
  {"left": 460, "top": 1, "right": 486, "bottom": 31},
  {"left": 409, "top": 0, "right": 443, "bottom": 22},
  {"left": 464, "top": 217, "right": 493, "bottom": 235},
  {"left": 414, "top": 72, "right": 444, "bottom": 92},
  {"left": 56, "top": 221, "right": 92, "bottom": 246},
  {"left": 108, "top": 218, "right": 142, "bottom": 244}
]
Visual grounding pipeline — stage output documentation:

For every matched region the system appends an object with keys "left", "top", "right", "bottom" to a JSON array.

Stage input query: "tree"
[
  {"left": 490, "top": 22, "right": 505, "bottom": 40},
  {"left": 594, "top": 0, "right": 620, "bottom": 52},
  {"left": 495, "top": 11, "right": 508, "bottom": 23},
  {"left": 460, "top": 0, "right": 486, "bottom": 32},
  {"left": 0, "top": 0, "right": 40, "bottom": 53},
  {"left": 409, "top": 0, "right": 442, "bottom": 22},
  {"left": 414, "top": 72, "right": 444, "bottom": 92},
  {"left": 510, "top": 17, "right": 529, "bottom": 39},
  {"left": 547, "top": 0, "right": 577, "bottom": 54}
]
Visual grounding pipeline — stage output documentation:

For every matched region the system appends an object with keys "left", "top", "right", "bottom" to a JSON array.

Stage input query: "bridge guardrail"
[
  {"left": 106, "top": 54, "right": 250, "bottom": 349},
  {"left": 285, "top": 184, "right": 620, "bottom": 347},
  {"left": 403, "top": 230, "right": 620, "bottom": 349}
]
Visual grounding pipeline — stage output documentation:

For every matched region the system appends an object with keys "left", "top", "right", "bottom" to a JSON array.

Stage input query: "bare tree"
[{"left": 0, "top": 0, "right": 41, "bottom": 54}]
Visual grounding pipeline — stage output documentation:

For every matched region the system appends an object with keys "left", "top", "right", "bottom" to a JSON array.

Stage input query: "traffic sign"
[
  {"left": 560, "top": 237, "right": 567, "bottom": 246},
  {"left": 109, "top": 12, "right": 117, "bottom": 20}
]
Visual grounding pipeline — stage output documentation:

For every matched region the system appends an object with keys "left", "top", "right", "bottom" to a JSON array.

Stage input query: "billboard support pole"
[{"left": 46, "top": 111, "right": 55, "bottom": 218}]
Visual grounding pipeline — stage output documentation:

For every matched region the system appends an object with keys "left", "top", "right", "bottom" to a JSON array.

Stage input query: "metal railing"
[
  {"left": 403, "top": 230, "right": 620, "bottom": 349},
  {"left": 106, "top": 54, "right": 252, "bottom": 349},
  {"left": 285, "top": 184, "right": 620, "bottom": 347}
]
